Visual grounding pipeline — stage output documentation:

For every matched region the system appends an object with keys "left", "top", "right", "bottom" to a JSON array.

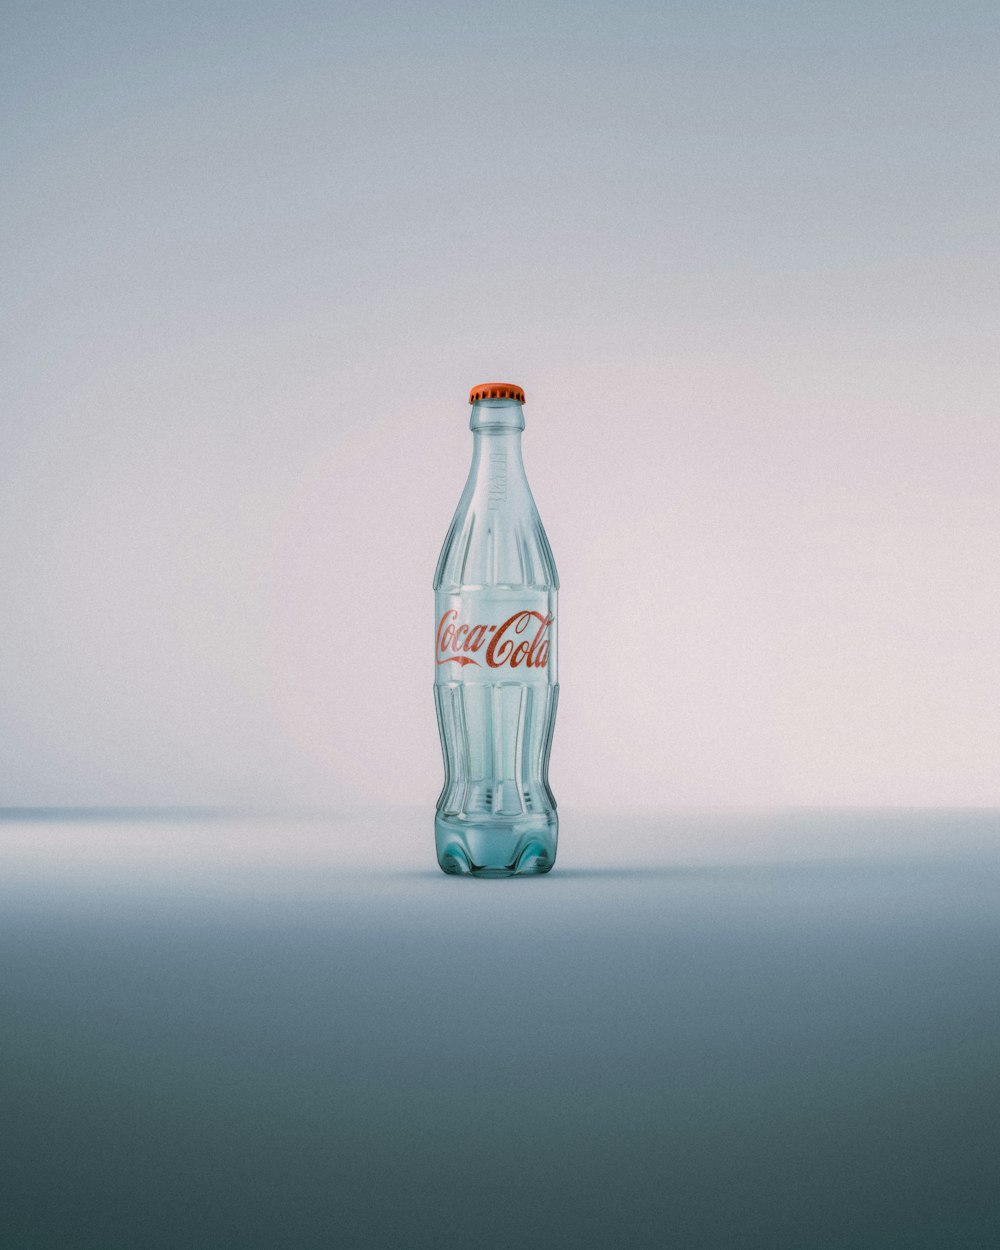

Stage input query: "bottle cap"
[{"left": 469, "top": 382, "right": 525, "bottom": 404}]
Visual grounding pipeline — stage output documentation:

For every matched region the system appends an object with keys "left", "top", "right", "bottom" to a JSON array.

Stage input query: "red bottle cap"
[{"left": 469, "top": 382, "right": 525, "bottom": 404}]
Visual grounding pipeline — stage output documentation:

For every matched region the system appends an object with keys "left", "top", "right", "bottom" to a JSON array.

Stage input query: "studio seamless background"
[{"left": 2, "top": 1, "right": 997, "bottom": 811}]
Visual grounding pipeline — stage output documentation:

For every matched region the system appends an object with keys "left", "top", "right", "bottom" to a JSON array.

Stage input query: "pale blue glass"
[{"left": 433, "top": 394, "right": 559, "bottom": 876}]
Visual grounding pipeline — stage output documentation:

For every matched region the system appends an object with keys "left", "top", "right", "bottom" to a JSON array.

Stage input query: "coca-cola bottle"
[{"left": 433, "top": 382, "right": 559, "bottom": 876}]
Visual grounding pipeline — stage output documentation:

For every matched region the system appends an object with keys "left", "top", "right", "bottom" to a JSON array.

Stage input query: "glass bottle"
[{"left": 433, "top": 383, "right": 559, "bottom": 876}]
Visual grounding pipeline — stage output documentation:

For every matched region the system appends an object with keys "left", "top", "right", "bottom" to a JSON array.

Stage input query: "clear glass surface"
[{"left": 433, "top": 397, "right": 559, "bottom": 876}]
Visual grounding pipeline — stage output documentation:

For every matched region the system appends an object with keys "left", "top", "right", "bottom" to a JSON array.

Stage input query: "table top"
[{"left": 2, "top": 807, "right": 999, "bottom": 1249}]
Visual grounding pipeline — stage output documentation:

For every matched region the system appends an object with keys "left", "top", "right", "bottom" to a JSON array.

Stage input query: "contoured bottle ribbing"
[{"left": 433, "top": 382, "right": 559, "bottom": 877}]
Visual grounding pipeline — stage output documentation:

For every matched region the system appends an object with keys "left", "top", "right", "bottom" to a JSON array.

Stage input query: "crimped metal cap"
[{"left": 469, "top": 382, "right": 525, "bottom": 404}]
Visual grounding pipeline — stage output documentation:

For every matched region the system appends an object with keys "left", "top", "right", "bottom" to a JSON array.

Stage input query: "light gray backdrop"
[{"left": 3, "top": 0, "right": 998, "bottom": 810}]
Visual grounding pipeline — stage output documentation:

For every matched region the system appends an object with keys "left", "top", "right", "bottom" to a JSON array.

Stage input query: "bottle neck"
[
  {"left": 467, "top": 400, "right": 527, "bottom": 507},
  {"left": 470, "top": 397, "right": 525, "bottom": 434}
]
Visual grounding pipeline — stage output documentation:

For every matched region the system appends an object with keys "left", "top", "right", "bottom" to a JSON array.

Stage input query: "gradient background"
[
  {"left": 4, "top": 0, "right": 998, "bottom": 812},
  {"left": 4, "top": 7, "right": 1000, "bottom": 1248}
]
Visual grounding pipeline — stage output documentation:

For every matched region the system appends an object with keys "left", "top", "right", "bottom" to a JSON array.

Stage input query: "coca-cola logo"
[{"left": 436, "top": 609, "right": 553, "bottom": 670}]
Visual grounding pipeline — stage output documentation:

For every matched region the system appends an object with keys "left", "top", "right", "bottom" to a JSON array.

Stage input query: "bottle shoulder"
[{"left": 433, "top": 497, "right": 559, "bottom": 591}]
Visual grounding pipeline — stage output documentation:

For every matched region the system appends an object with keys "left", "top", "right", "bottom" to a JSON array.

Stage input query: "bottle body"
[{"left": 433, "top": 391, "right": 558, "bottom": 876}]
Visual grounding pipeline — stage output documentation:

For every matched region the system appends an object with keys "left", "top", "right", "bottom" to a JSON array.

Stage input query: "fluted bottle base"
[{"left": 435, "top": 811, "right": 558, "bottom": 877}]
